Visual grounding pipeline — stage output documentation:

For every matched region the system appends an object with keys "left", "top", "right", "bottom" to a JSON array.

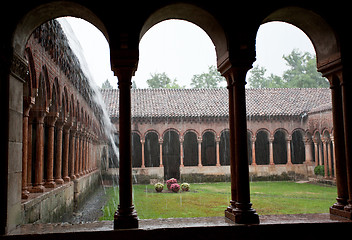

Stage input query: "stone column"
[
  {"left": 69, "top": 127, "right": 76, "bottom": 180},
  {"left": 75, "top": 125, "right": 80, "bottom": 178},
  {"left": 54, "top": 118, "right": 65, "bottom": 184},
  {"left": 141, "top": 139, "right": 145, "bottom": 168},
  {"left": 329, "top": 74, "right": 348, "bottom": 210},
  {"left": 31, "top": 110, "right": 46, "bottom": 193},
  {"left": 286, "top": 135, "right": 292, "bottom": 165},
  {"left": 111, "top": 48, "right": 139, "bottom": 229},
  {"left": 251, "top": 136, "right": 256, "bottom": 166},
  {"left": 62, "top": 123, "right": 71, "bottom": 182},
  {"left": 222, "top": 64, "right": 259, "bottom": 224},
  {"left": 45, "top": 113, "right": 58, "bottom": 188},
  {"left": 269, "top": 136, "right": 274, "bottom": 165},
  {"left": 216, "top": 136, "right": 220, "bottom": 167},
  {"left": 180, "top": 136, "right": 184, "bottom": 167},
  {"left": 22, "top": 101, "right": 32, "bottom": 199},
  {"left": 304, "top": 136, "right": 314, "bottom": 164},
  {"left": 197, "top": 137, "right": 202, "bottom": 167},
  {"left": 323, "top": 138, "right": 329, "bottom": 178},
  {"left": 328, "top": 139, "right": 333, "bottom": 178},
  {"left": 313, "top": 139, "right": 319, "bottom": 167},
  {"left": 27, "top": 117, "right": 33, "bottom": 189},
  {"left": 159, "top": 138, "right": 163, "bottom": 167}
]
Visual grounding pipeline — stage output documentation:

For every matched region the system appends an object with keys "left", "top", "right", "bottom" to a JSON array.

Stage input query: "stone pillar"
[
  {"left": 31, "top": 110, "right": 46, "bottom": 193},
  {"left": 331, "top": 136, "right": 336, "bottom": 178},
  {"left": 69, "top": 127, "right": 76, "bottom": 180},
  {"left": 313, "top": 140, "right": 319, "bottom": 167},
  {"left": 304, "top": 136, "right": 314, "bottom": 164},
  {"left": 323, "top": 139, "right": 329, "bottom": 178},
  {"left": 216, "top": 136, "right": 220, "bottom": 167},
  {"left": 222, "top": 64, "right": 259, "bottom": 224},
  {"left": 27, "top": 117, "right": 33, "bottom": 189},
  {"left": 329, "top": 74, "right": 349, "bottom": 210},
  {"left": 197, "top": 137, "right": 202, "bottom": 167},
  {"left": 75, "top": 125, "right": 80, "bottom": 178},
  {"left": 269, "top": 136, "right": 274, "bottom": 165},
  {"left": 54, "top": 118, "right": 65, "bottom": 184},
  {"left": 22, "top": 101, "right": 32, "bottom": 199},
  {"left": 251, "top": 136, "right": 256, "bottom": 166},
  {"left": 286, "top": 135, "right": 292, "bottom": 165},
  {"left": 159, "top": 138, "right": 163, "bottom": 167},
  {"left": 141, "top": 139, "right": 145, "bottom": 168},
  {"left": 62, "top": 123, "right": 71, "bottom": 182},
  {"left": 180, "top": 136, "right": 184, "bottom": 167},
  {"left": 111, "top": 48, "right": 139, "bottom": 229},
  {"left": 45, "top": 113, "right": 58, "bottom": 188}
]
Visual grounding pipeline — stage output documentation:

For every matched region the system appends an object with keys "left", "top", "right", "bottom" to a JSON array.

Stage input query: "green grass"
[{"left": 100, "top": 182, "right": 337, "bottom": 220}]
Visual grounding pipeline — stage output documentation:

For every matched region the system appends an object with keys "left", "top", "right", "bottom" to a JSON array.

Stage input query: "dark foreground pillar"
[
  {"left": 112, "top": 49, "right": 139, "bottom": 229},
  {"left": 221, "top": 63, "right": 259, "bottom": 224}
]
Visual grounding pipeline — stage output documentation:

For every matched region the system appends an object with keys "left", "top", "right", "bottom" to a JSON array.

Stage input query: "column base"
[
  {"left": 114, "top": 206, "right": 139, "bottom": 229},
  {"left": 63, "top": 176, "right": 71, "bottom": 182},
  {"left": 330, "top": 207, "right": 352, "bottom": 219},
  {"left": 44, "top": 181, "right": 56, "bottom": 188},
  {"left": 225, "top": 202, "right": 260, "bottom": 224},
  {"left": 30, "top": 185, "right": 45, "bottom": 193},
  {"left": 55, "top": 178, "right": 65, "bottom": 185},
  {"left": 21, "top": 190, "right": 29, "bottom": 199}
]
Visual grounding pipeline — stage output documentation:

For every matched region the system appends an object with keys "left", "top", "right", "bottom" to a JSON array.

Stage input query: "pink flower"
[
  {"left": 170, "top": 183, "right": 180, "bottom": 193},
  {"left": 166, "top": 178, "right": 177, "bottom": 190}
]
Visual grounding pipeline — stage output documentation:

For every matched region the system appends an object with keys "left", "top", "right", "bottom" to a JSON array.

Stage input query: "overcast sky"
[{"left": 59, "top": 17, "right": 315, "bottom": 89}]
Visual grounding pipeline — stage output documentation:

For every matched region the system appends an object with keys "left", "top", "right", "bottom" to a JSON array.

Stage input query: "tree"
[
  {"left": 101, "top": 79, "right": 113, "bottom": 89},
  {"left": 146, "top": 72, "right": 184, "bottom": 89},
  {"left": 247, "top": 49, "right": 330, "bottom": 88},
  {"left": 190, "top": 66, "right": 226, "bottom": 88}
]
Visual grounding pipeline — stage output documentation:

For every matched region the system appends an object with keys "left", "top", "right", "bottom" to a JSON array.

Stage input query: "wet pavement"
[{"left": 8, "top": 213, "right": 351, "bottom": 235}]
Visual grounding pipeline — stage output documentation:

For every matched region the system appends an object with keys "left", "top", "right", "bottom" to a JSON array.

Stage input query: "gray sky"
[{"left": 60, "top": 17, "right": 315, "bottom": 89}]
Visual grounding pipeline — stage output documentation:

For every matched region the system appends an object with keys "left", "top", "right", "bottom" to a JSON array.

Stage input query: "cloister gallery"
[
  {"left": 101, "top": 88, "right": 334, "bottom": 181},
  {"left": 2, "top": 1, "right": 352, "bottom": 239}
]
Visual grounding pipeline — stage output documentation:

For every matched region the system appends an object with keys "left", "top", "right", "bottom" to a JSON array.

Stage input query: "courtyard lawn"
[{"left": 100, "top": 182, "right": 337, "bottom": 220}]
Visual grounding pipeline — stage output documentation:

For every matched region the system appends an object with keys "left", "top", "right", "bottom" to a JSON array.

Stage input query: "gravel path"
[{"left": 70, "top": 186, "right": 109, "bottom": 223}]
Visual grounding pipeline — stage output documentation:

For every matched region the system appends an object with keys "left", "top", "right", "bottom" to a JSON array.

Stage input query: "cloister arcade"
[{"left": 1, "top": 1, "right": 352, "bottom": 238}]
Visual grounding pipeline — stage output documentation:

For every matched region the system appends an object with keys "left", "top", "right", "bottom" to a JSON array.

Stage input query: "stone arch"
[
  {"left": 162, "top": 129, "right": 180, "bottom": 180},
  {"left": 144, "top": 130, "right": 160, "bottom": 167},
  {"left": 131, "top": 131, "right": 142, "bottom": 168},
  {"left": 262, "top": 6, "right": 340, "bottom": 70},
  {"left": 201, "top": 130, "right": 216, "bottom": 166},
  {"left": 12, "top": 1, "right": 108, "bottom": 55},
  {"left": 183, "top": 130, "right": 198, "bottom": 166},
  {"left": 291, "top": 129, "right": 305, "bottom": 164},
  {"left": 139, "top": 2, "right": 229, "bottom": 66},
  {"left": 220, "top": 129, "right": 230, "bottom": 166},
  {"left": 273, "top": 129, "right": 288, "bottom": 164},
  {"left": 255, "top": 129, "right": 270, "bottom": 165},
  {"left": 24, "top": 47, "right": 37, "bottom": 96}
]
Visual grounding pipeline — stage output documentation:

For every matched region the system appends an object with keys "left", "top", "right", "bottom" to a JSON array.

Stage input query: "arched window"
[
  {"left": 144, "top": 131, "right": 160, "bottom": 167},
  {"left": 132, "top": 133, "right": 142, "bottom": 168},
  {"left": 220, "top": 130, "right": 230, "bottom": 166},
  {"left": 201, "top": 131, "right": 216, "bottom": 166},
  {"left": 291, "top": 130, "right": 305, "bottom": 164},
  {"left": 183, "top": 131, "right": 198, "bottom": 166},
  {"left": 273, "top": 130, "right": 287, "bottom": 164},
  {"left": 255, "top": 130, "right": 269, "bottom": 165},
  {"left": 162, "top": 130, "right": 180, "bottom": 179}
]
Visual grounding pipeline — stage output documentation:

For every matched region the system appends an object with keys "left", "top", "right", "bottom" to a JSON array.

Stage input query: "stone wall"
[{"left": 21, "top": 170, "right": 100, "bottom": 224}]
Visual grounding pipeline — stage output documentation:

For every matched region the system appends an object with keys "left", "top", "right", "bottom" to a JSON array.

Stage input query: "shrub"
[
  {"left": 314, "top": 165, "right": 325, "bottom": 176},
  {"left": 154, "top": 183, "right": 164, "bottom": 192},
  {"left": 170, "top": 183, "right": 180, "bottom": 193},
  {"left": 181, "top": 183, "right": 190, "bottom": 192},
  {"left": 166, "top": 178, "right": 177, "bottom": 190}
]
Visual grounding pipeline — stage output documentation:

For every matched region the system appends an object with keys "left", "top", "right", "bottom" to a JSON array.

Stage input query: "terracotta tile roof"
[{"left": 100, "top": 88, "right": 331, "bottom": 119}]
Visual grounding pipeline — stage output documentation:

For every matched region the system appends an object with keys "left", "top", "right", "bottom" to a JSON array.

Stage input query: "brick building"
[
  {"left": 101, "top": 88, "right": 333, "bottom": 181},
  {"left": 20, "top": 20, "right": 107, "bottom": 223}
]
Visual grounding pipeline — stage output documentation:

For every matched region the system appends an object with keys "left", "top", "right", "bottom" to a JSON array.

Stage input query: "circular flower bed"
[
  {"left": 154, "top": 183, "right": 164, "bottom": 192},
  {"left": 170, "top": 183, "right": 180, "bottom": 193},
  {"left": 181, "top": 183, "right": 190, "bottom": 192}
]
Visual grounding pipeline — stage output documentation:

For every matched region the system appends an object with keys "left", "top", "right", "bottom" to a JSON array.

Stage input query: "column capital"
[{"left": 110, "top": 48, "right": 139, "bottom": 81}]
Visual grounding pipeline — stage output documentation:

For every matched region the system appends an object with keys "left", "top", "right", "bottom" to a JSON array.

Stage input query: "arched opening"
[
  {"left": 144, "top": 131, "right": 160, "bottom": 167},
  {"left": 220, "top": 130, "right": 230, "bottom": 166},
  {"left": 273, "top": 130, "right": 287, "bottom": 164},
  {"left": 183, "top": 131, "right": 198, "bottom": 166},
  {"left": 163, "top": 130, "right": 180, "bottom": 180},
  {"left": 291, "top": 130, "right": 305, "bottom": 164},
  {"left": 255, "top": 130, "right": 269, "bottom": 165},
  {"left": 132, "top": 132, "right": 142, "bottom": 168},
  {"left": 201, "top": 131, "right": 216, "bottom": 166}
]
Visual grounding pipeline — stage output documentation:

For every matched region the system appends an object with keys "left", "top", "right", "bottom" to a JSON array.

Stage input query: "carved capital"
[{"left": 10, "top": 52, "right": 28, "bottom": 82}]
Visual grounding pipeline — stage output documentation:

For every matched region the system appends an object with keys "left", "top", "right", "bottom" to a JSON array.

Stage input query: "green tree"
[
  {"left": 101, "top": 79, "right": 113, "bottom": 89},
  {"left": 247, "top": 49, "right": 330, "bottom": 88},
  {"left": 190, "top": 66, "right": 226, "bottom": 88},
  {"left": 146, "top": 72, "right": 184, "bottom": 89}
]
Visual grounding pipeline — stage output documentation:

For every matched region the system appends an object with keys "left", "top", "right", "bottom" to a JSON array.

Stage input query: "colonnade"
[{"left": 21, "top": 104, "right": 100, "bottom": 199}]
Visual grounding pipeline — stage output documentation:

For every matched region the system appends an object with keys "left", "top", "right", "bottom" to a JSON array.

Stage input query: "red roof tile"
[{"left": 100, "top": 88, "right": 331, "bottom": 119}]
